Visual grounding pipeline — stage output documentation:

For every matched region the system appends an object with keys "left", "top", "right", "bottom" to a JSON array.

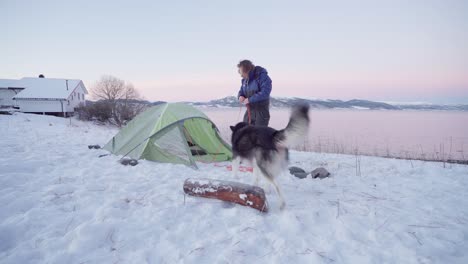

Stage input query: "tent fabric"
[{"left": 103, "top": 103, "right": 232, "bottom": 167}]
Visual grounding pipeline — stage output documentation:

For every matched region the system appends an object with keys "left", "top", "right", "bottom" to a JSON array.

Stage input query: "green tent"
[{"left": 103, "top": 103, "right": 232, "bottom": 167}]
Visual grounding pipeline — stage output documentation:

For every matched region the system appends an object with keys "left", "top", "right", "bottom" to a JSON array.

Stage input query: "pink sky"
[
  {"left": 2, "top": 0, "right": 467, "bottom": 104},
  {"left": 130, "top": 69, "right": 468, "bottom": 103}
]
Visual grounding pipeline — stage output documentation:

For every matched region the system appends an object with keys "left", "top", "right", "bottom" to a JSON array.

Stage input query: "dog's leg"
[
  {"left": 254, "top": 170, "right": 260, "bottom": 186},
  {"left": 269, "top": 178, "right": 286, "bottom": 210},
  {"left": 253, "top": 164, "right": 271, "bottom": 193},
  {"left": 232, "top": 155, "right": 241, "bottom": 179},
  {"left": 256, "top": 160, "right": 286, "bottom": 210},
  {"left": 252, "top": 159, "right": 261, "bottom": 186}
]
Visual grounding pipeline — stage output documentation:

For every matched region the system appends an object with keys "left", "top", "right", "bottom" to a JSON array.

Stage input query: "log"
[{"left": 183, "top": 178, "right": 268, "bottom": 212}]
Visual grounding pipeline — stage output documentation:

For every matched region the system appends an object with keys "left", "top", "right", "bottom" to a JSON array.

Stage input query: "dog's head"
[{"left": 230, "top": 122, "right": 249, "bottom": 134}]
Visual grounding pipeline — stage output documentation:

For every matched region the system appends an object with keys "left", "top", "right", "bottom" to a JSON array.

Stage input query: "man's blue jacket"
[{"left": 238, "top": 66, "right": 272, "bottom": 104}]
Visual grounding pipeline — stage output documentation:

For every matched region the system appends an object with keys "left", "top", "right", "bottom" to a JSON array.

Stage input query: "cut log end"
[{"left": 183, "top": 178, "right": 268, "bottom": 212}]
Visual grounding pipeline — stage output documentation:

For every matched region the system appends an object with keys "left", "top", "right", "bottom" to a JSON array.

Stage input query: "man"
[{"left": 237, "top": 60, "right": 272, "bottom": 126}]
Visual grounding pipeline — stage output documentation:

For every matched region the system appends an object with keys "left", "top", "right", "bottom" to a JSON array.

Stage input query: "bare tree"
[{"left": 91, "top": 75, "right": 146, "bottom": 126}]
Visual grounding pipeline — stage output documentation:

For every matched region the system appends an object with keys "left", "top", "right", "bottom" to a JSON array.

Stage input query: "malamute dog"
[{"left": 230, "top": 105, "right": 310, "bottom": 210}]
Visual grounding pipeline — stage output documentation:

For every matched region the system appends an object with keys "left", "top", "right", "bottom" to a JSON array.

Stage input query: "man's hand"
[
  {"left": 239, "top": 96, "right": 246, "bottom": 103},
  {"left": 243, "top": 98, "right": 249, "bottom": 105}
]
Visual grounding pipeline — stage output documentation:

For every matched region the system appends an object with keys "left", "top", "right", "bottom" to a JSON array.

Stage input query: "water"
[{"left": 204, "top": 108, "right": 468, "bottom": 161}]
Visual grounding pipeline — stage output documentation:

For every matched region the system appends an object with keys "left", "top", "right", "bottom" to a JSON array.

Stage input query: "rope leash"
[
  {"left": 236, "top": 102, "right": 252, "bottom": 125},
  {"left": 246, "top": 103, "right": 251, "bottom": 125},
  {"left": 237, "top": 103, "right": 243, "bottom": 122}
]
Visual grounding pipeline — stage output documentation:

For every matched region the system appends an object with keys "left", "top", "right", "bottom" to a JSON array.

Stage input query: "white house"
[
  {"left": 0, "top": 76, "right": 88, "bottom": 116},
  {"left": 0, "top": 79, "right": 24, "bottom": 108}
]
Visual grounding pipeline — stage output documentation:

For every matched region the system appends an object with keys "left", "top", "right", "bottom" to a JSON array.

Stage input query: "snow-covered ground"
[{"left": 1, "top": 113, "right": 467, "bottom": 264}]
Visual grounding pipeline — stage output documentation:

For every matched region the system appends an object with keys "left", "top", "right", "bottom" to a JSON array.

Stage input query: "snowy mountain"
[
  {"left": 87, "top": 97, "right": 468, "bottom": 111},
  {"left": 186, "top": 96, "right": 468, "bottom": 111},
  {"left": 393, "top": 103, "right": 468, "bottom": 111}
]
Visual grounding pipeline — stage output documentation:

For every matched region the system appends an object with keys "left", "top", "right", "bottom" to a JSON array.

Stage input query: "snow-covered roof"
[
  {"left": 11, "top": 77, "right": 88, "bottom": 100},
  {"left": 0, "top": 79, "right": 20, "bottom": 89}
]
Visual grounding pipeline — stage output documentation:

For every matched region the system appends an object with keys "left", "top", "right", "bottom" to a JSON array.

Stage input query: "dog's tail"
[{"left": 274, "top": 104, "right": 310, "bottom": 148}]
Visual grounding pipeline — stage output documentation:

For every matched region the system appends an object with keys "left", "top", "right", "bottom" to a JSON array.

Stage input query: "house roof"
[
  {"left": 11, "top": 77, "right": 88, "bottom": 100},
  {"left": 0, "top": 79, "right": 19, "bottom": 89}
]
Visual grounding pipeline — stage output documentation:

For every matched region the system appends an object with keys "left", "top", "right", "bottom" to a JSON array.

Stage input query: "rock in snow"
[
  {"left": 120, "top": 158, "right": 138, "bottom": 166},
  {"left": 310, "top": 167, "right": 331, "bottom": 179},
  {"left": 292, "top": 172, "right": 309, "bottom": 179},
  {"left": 288, "top": 166, "right": 308, "bottom": 178},
  {"left": 288, "top": 166, "right": 306, "bottom": 174}
]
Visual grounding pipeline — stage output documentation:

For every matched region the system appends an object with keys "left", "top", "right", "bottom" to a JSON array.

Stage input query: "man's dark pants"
[{"left": 243, "top": 100, "right": 270, "bottom": 126}]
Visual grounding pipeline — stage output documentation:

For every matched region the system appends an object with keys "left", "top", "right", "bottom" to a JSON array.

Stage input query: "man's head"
[{"left": 237, "top": 60, "right": 255, "bottom": 79}]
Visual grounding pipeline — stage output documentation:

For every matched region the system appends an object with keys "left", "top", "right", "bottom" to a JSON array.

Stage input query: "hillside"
[{"left": 1, "top": 113, "right": 467, "bottom": 263}]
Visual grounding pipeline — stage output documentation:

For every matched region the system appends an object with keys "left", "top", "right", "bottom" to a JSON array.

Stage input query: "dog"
[{"left": 230, "top": 105, "right": 310, "bottom": 210}]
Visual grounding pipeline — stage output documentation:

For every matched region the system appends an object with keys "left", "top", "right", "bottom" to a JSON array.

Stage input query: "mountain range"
[
  {"left": 185, "top": 96, "right": 468, "bottom": 111},
  {"left": 99, "top": 97, "right": 468, "bottom": 111}
]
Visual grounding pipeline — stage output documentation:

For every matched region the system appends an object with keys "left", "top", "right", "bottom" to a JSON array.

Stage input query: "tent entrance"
[
  {"left": 181, "top": 119, "right": 231, "bottom": 163},
  {"left": 150, "top": 124, "right": 194, "bottom": 166},
  {"left": 187, "top": 141, "right": 208, "bottom": 156},
  {"left": 183, "top": 126, "right": 208, "bottom": 156},
  {"left": 146, "top": 118, "right": 231, "bottom": 168}
]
